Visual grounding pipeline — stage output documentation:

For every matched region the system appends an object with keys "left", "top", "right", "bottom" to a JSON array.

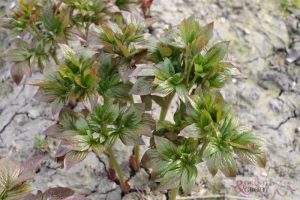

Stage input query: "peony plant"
[{"left": 2, "top": 1, "right": 265, "bottom": 199}]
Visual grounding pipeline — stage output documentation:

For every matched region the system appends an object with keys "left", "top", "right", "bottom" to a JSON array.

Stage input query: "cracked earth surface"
[{"left": 0, "top": 0, "right": 300, "bottom": 199}]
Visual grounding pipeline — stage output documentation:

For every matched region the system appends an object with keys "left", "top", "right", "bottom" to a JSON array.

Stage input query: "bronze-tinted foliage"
[
  {"left": 24, "top": 187, "right": 90, "bottom": 200},
  {"left": 34, "top": 14, "right": 264, "bottom": 194},
  {"left": 0, "top": 156, "right": 45, "bottom": 200},
  {"left": 2, "top": 0, "right": 73, "bottom": 84},
  {"left": 43, "top": 102, "right": 153, "bottom": 170},
  {"left": 139, "top": 16, "right": 265, "bottom": 192},
  {"left": 2, "top": 0, "right": 153, "bottom": 85},
  {"left": 3, "top": 0, "right": 264, "bottom": 197}
]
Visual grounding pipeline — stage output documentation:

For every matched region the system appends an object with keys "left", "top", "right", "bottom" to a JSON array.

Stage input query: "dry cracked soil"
[{"left": 0, "top": 0, "right": 300, "bottom": 200}]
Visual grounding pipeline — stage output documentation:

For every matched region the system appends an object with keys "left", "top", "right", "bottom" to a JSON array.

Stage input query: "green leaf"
[
  {"left": 120, "top": 104, "right": 144, "bottom": 127},
  {"left": 113, "top": 104, "right": 150, "bottom": 145},
  {"left": 200, "top": 110, "right": 212, "bottom": 127},
  {"left": 154, "top": 136, "right": 178, "bottom": 159},
  {"left": 219, "top": 153, "right": 237, "bottom": 177},
  {"left": 130, "top": 77, "right": 153, "bottom": 95},
  {"left": 201, "top": 22, "right": 214, "bottom": 44},
  {"left": 233, "top": 147, "right": 266, "bottom": 168},
  {"left": 42, "top": 124, "right": 64, "bottom": 138},
  {"left": 175, "top": 84, "right": 188, "bottom": 103},
  {"left": 116, "top": 39, "right": 131, "bottom": 58},
  {"left": 91, "top": 144, "right": 106, "bottom": 157},
  {"left": 156, "top": 120, "right": 177, "bottom": 133},
  {"left": 89, "top": 103, "right": 119, "bottom": 131},
  {"left": 64, "top": 151, "right": 89, "bottom": 170},
  {"left": 230, "top": 132, "right": 266, "bottom": 167},
  {"left": 157, "top": 170, "right": 181, "bottom": 191},
  {"left": 0, "top": 158, "right": 21, "bottom": 189},
  {"left": 68, "top": 135, "right": 91, "bottom": 151},
  {"left": 59, "top": 109, "right": 78, "bottom": 130},
  {"left": 195, "top": 63, "right": 203, "bottom": 73},
  {"left": 203, "top": 142, "right": 237, "bottom": 177},
  {"left": 130, "top": 64, "right": 156, "bottom": 77},
  {"left": 181, "top": 166, "right": 197, "bottom": 194},
  {"left": 203, "top": 42, "right": 229, "bottom": 65},
  {"left": 179, "top": 124, "right": 201, "bottom": 138},
  {"left": 75, "top": 118, "right": 89, "bottom": 131},
  {"left": 230, "top": 131, "right": 261, "bottom": 146},
  {"left": 158, "top": 44, "right": 173, "bottom": 57},
  {"left": 179, "top": 16, "right": 201, "bottom": 44},
  {"left": 155, "top": 58, "right": 175, "bottom": 80},
  {"left": 190, "top": 37, "right": 206, "bottom": 55},
  {"left": 7, "top": 46, "right": 31, "bottom": 63},
  {"left": 6, "top": 183, "right": 31, "bottom": 200},
  {"left": 59, "top": 44, "right": 80, "bottom": 67},
  {"left": 98, "top": 72, "right": 130, "bottom": 99},
  {"left": 203, "top": 142, "right": 218, "bottom": 170},
  {"left": 154, "top": 72, "right": 183, "bottom": 97},
  {"left": 141, "top": 149, "right": 170, "bottom": 175},
  {"left": 153, "top": 80, "right": 174, "bottom": 97},
  {"left": 119, "top": 130, "right": 145, "bottom": 146}
]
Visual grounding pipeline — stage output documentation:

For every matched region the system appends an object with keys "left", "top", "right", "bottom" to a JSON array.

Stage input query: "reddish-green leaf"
[
  {"left": 154, "top": 136, "right": 178, "bottom": 159},
  {"left": 64, "top": 151, "right": 88, "bottom": 170},
  {"left": 43, "top": 187, "right": 74, "bottom": 200},
  {"left": 179, "top": 124, "right": 201, "bottom": 138},
  {"left": 10, "top": 63, "right": 29, "bottom": 85},
  {"left": 130, "top": 77, "right": 153, "bottom": 95},
  {"left": 203, "top": 41, "right": 229, "bottom": 65}
]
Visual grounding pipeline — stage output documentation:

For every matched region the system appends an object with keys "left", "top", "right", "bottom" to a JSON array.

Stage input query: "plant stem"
[
  {"left": 198, "top": 139, "right": 209, "bottom": 158},
  {"left": 0, "top": 189, "right": 7, "bottom": 200},
  {"left": 52, "top": 52, "right": 60, "bottom": 65},
  {"left": 169, "top": 187, "right": 179, "bottom": 200},
  {"left": 159, "top": 93, "right": 174, "bottom": 121},
  {"left": 184, "top": 47, "right": 193, "bottom": 86},
  {"left": 85, "top": 23, "right": 91, "bottom": 40},
  {"left": 133, "top": 145, "right": 140, "bottom": 170},
  {"left": 159, "top": 106, "right": 168, "bottom": 121},
  {"left": 186, "top": 62, "right": 193, "bottom": 86},
  {"left": 190, "top": 74, "right": 199, "bottom": 90},
  {"left": 107, "top": 146, "right": 127, "bottom": 192}
]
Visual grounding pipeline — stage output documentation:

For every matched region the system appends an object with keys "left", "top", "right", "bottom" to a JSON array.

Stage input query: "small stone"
[
  {"left": 269, "top": 99, "right": 282, "bottom": 113},
  {"left": 16, "top": 114, "right": 28, "bottom": 126},
  {"left": 286, "top": 48, "right": 300, "bottom": 63},
  {"left": 106, "top": 188, "right": 122, "bottom": 200},
  {"left": 128, "top": 169, "right": 150, "bottom": 190},
  {"left": 28, "top": 110, "right": 40, "bottom": 119},
  {"left": 292, "top": 82, "right": 297, "bottom": 89},
  {"left": 9, "top": 2, "right": 16, "bottom": 9},
  {"left": 261, "top": 171, "right": 268, "bottom": 177}
]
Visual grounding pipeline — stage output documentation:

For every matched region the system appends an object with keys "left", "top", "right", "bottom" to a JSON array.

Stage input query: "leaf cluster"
[
  {"left": 32, "top": 44, "right": 98, "bottom": 111},
  {"left": 138, "top": 16, "right": 265, "bottom": 192},
  {"left": 0, "top": 156, "right": 45, "bottom": 200},
  {"left": 1, "top": 0, "right": 151, "bottom": 85},
  {"left": 24, "top": 187, "right": 89, "bottom": 200},
  {"left": 44, "top": 102, "right": 153, "bottom": 169},
  {"left": 3, "top": 0, "right": 265, "bottom": 197}
]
